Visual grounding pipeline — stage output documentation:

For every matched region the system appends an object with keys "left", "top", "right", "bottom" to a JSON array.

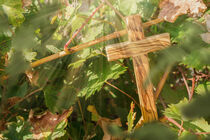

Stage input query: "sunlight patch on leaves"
[{"left": 78, "top": 57, "right": 126, "bottom": 99}]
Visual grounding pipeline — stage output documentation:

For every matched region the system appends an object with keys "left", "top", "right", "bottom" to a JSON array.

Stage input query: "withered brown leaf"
[
  {"left": 87, "top": 105, "right": 121, "bottom": 140},
  {"left": 29, "top": 107, "right": 73, "bottom": 139},
  {"left": 158, "top": 0, "right": 207, "bottom": 23},
  {"left": 25, "top": 70, "right": 39, "bottom": 86}
]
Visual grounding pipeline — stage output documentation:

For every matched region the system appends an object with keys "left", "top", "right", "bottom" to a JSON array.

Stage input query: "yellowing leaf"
[
  {"left": 87, "top": 105, "right": 101, "bottom": 122},
  {"left": 158, "top": 0, "right": 207, "bottom": 23}
]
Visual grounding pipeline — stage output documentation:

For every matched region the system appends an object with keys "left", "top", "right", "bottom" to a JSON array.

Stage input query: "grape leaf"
[{"left": 158, "top": 0, "right": 207, "bottom": 23}]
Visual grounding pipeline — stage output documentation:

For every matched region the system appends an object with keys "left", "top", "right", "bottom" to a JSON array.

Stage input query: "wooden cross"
[{"left": 105, "top": 15, "right": 171, "bottom": 122}]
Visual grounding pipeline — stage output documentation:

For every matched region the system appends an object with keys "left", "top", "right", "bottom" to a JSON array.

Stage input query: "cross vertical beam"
[{"left": 126, "top": 15, "right": 158, "bottom": 122}]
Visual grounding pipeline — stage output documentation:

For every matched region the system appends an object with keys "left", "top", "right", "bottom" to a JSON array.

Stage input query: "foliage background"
[{"left": 0, "top": 0, "right": 209, "bottom": 139}]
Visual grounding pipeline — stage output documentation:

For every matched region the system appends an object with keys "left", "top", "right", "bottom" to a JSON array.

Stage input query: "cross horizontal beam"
[{"left": 106, "top": 33, "right": 170, "bottom": 61}]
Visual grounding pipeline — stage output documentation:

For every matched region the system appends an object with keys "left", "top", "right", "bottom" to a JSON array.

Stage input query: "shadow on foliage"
[
  {"left": 108, "top": 122, "right": 177, "bottom": 140},
  {"left": 182, "top": 91, "right": 210, "bottom": 119}
]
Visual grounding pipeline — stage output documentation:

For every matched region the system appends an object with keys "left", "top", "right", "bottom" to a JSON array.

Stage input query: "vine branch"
[
  {"left": 31, "top": 18, "right": 164, "bottom": 68},
  {"left": 105, "top": 81, "right": 140, "bottom": 109}
]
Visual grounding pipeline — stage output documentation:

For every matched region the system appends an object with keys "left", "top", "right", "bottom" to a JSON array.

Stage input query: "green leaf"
[
  {"left": 164, "top": 98, "right": 188, "bottom": 121},
  {"left": 179, "top": 131, "right": 198, "bottom": 140},
  {"left": 16, "top": 82, "right": 28, "bottom": 97},
  {"left": 47, "top": 121, "right": 67, "bottom": 140},
  {"left": 117, "top": 0, "right": 140, "bottom": 16},
  {"left": 181, "top": 48, "right": 210, "bottom": 70},
  {"left": 165, "top": 98, "right": 210, "bottom": 134},
  {"left": 130, "top": 123, "right": 177, "bottom": 140},
  {"left": 70, "top": 15, "right": 85, "bottom": 37},
  {"left": 137, "top": 0, "right": 159, "bottom": 20},
  {"left": 161, "top": 84, "right": 188, "bottom": 104},
  {"left": 23, "top": 51, "right": 37, "bottom": 62},
  {"left": 82, "top": 21, "right": 104, "bottom": 42},
  {"left": 68, "top": 49, "right": 99, "bottom": 69},
  {"left": 78, "top": 56, "right": 126, "bottom": 99},
  {"left": 195, "top": 82, "right": 210, "bottom": 95},
  {"left": 0, "top": 34, "right": 11, "bottom": 54},
  {"left": 3, "top": 116, "right": 33, "bottom": 140},
  {"left": 2, "top": 4, "right": 24, "bottom": 27},
  {"left": 44, "top": 86, "right": 58, "bottom": 112},
  {"left": 182, "top": 93, "right": 210, "bottom": 119},
  {"left": 46, "top": 45, "right": 61, "bottom": 53}
]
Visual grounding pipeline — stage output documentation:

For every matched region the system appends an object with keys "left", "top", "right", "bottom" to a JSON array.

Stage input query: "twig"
[
  {"left": 159, "top": 95, "right": 167, "bottom": 109},
  {"left": 8, "top": 88, "right": 42, "bottom": 110},
  {"left": 31, "top": 18, "right": 163, "bottom": 68},
  {"left": 155, "top": 65, "right": 172, "bottom": 100},
  {"left": 178, "top": 67, "right": 191, "bottom": 101},
  {"left": 102, "top": 0, "right": 125, "bottom": 22},
  {"left": 64, "top": 3, "right": 104, "bottom": 51},
  {"left": 195, "top": 132, "right": 210, "bottom": 135},
  {"left": 189, "top": 76, "right": 195, "bottom": 101},
  {"left": 0, "top": 69, "right": 4, "bottom": 71},
  {"left": 164, "top": 116, "right": 186, "bottom": 132},
  {"left": 78, "top": 99, "right": 87, "bottom": 137},
  {"left": 31, "top": 30, "right": 127, "bottom": 67},
  {"left": 105, "top": 81, "right": 140, "bottom": 109},
  {"left": 178, "top": 120, "right": 184, "bottom": 136}
]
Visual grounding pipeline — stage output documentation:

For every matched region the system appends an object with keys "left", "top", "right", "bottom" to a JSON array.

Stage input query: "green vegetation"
[{"left": 0, "top": 0, "right": 209, "bottom": 139}]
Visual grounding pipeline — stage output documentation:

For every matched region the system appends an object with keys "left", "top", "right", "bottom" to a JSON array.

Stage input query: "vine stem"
[
  {"left": 154, "top": 65, "right": 172, "bottom": 100},
  {"left": 77, "top": 99, "right": 87, "bottom": 137},
  {"left": 31, "top": 18, "right": 163, "bottom": 68},
  {"left": 105, "top": 81, "right": 140, "bottom": 109},
  {"left": 164, "top": 116, "right": 186, "bottom": 132},
  {"left": 178, "top": 67, "right": 191, "bottom": 101},
  {"left": 8, "top": 88, "right": 42, "bottom": 110},
  {"left": 64, "top": 3, "right": 104, "bottom": 51}
]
